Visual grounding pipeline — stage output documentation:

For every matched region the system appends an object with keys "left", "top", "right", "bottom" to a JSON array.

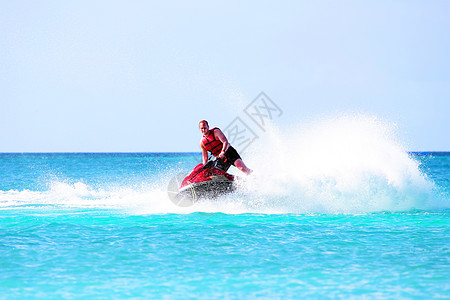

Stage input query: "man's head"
[{"left": 199, "top": 120, "right": 209, "bottom": 136}]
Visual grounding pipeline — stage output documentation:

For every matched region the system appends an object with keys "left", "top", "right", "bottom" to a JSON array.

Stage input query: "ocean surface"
[{"left": 0, "top": 150, "right": 448, "bottom": 299}]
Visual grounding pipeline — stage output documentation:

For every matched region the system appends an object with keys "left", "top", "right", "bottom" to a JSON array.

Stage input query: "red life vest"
[{"left": 202, "top": 127, "right": 223, "bottom": 157}]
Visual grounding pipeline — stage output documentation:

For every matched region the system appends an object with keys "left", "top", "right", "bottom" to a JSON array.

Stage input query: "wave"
[
  {"left": 233, "top": 114, "right": 443, "bottom": 213},
  {"left": 0, "top": 181, "right": 186, "bottom": 214}
]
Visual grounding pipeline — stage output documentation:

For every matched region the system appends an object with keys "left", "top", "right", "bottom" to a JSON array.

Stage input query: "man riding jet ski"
[{"left": 167, "top": 120, "right": 252, "bottom": 207}]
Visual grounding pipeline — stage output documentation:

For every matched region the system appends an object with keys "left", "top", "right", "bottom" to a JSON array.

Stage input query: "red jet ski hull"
[{"left": 168, "top": 161, "right": 237, "bottom": 206}]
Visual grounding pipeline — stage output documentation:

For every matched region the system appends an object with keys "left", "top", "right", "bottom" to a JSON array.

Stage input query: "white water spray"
[{"left": 229, "top": 114, "right": 435, "bottom": 213}]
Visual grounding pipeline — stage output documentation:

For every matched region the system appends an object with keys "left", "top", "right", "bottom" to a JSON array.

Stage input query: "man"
[{"left": 199, "top": 120, "right": 252, "bottom": 175}]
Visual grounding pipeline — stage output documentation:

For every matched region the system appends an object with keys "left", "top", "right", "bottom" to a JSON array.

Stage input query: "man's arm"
[
  {"left": 214, "top": 129, "right": 230, "bottom": 159},
  {"left": 200, "top": 141, "right": 209, "bottom": 165}
]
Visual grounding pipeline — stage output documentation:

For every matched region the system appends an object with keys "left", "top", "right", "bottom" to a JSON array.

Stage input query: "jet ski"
[{"left": 168, "top": 157, "right": 237, "bottom": 207}]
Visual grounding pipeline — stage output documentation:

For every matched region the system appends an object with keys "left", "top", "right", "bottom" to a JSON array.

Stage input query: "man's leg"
[{"left": 234, "top": 159, "right": 253, "bottom": 175}]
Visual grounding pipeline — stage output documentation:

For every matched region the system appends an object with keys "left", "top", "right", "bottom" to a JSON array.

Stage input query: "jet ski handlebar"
[{"left": 202, "top": 156, "right": 225, "bottom": 170}]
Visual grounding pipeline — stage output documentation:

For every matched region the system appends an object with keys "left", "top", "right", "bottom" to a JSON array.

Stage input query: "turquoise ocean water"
[{"left": 0, "top": 149, "right": 449, "bottom": 298}]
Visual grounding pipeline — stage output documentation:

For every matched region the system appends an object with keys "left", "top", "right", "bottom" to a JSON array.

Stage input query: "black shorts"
[
  {"left": 216, "top": 146, "right": 241, "bottom": 171},
  {"left": 224, "top": 146, "right": 241, "bottom": 165}
]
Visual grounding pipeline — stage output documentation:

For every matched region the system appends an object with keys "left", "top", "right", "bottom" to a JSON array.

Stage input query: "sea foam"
[{"left": 225, "top": 114, "right": 436, "bottom": 214}]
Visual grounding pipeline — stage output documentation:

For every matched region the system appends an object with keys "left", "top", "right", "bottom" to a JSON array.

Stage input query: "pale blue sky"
[{"left": 1, "top": 0, "right": 449, "bottom": 152}]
